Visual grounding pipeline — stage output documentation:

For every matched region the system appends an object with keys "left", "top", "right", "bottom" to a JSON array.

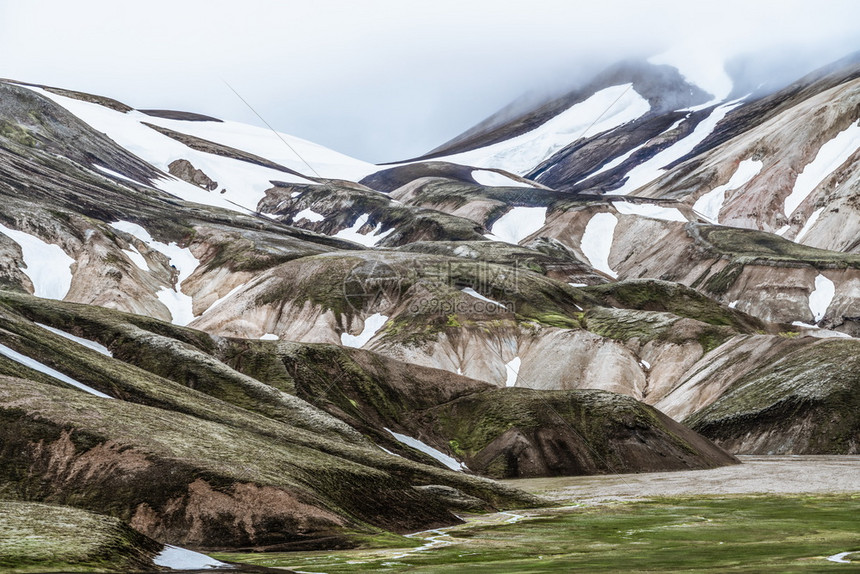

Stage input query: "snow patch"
[
  {"left": 93, "top": 164, "right": 146, "bottom": 186},
  {"left": 728, "top": 300, "right": 739, "bottom": 309},
  {"left": 156, "top": 288, "right": 196, "bottom": 327},
  {"left": 341, "top": 313, "right": 388, "bottom": 348},
  {"left": 505, "top": 356, "right": 521, "bottom": 387},
  {"left": 471, "top": 169, "right": 534, "bottom": 188},
  {"left": 294, "top": 207, "right": 326, "bottom": 223},
  {"left": 0, "top": 343, "right": 112, "bottom": 398},
  {"left": 111, "top": 221, "right": 199, "bottom": 325},
  {"left": 461, "top": 287, "right": 506, "bottom": 308},
  {"left": 36, "top": 323, "right": 112, "bottom": 357},
  {"left": 122, "top": 247, "right": 148, "bottom": 270},
  {"left": 259, "top": 333, "right": 279, "bottom": 341},
  {"left": 0, "top": 223, "right": 74, "bottom": 300},
  {"left": 692, "top": 159, "right": 763, "bottom": 223},
  {"left": 579, "top": 143, "right": 647, "bottom": 184},
  {"left": 580, "top": 212, "right": 618, "bottom": 278},
  {"left": 785, "top": 121, "right": 860, "bottom": 217},
  {"left": 607, "top": 100, "right": 744, "bottom": 196},
  {"left": 378, "top": 444, "right": 401, "bottom": 457},
  {"left": 441, "top": 84, "right": 650, "bottom": 175},
  {"left": 384, "top": 428, "right": 467, "bottom": 471},
  {"left": 613, "top": 201, "right": 686, "bottom": 222},
  {"left": 485, "top": 206, "right": 547, "bottom": 245},
  {"left": 795, "top": 207, "right": 824, "bottom": 243},
  {"left": 808, "top": 274, "right": 835, "bottom": 323},
  {"left": 827, "top": 551, "right": 857, "bottom": 564},
  {"left": 153, "top": 545, "right": 229, "bottom": 570},
  {"left": 202, "top": 283, "right": 247, "bottom": 315},
  {"left": 332, "top": 213, "right": 394, "bottom": 247},
  {"left": 453, "top": 245, "right": 478, "bottom": 258}
]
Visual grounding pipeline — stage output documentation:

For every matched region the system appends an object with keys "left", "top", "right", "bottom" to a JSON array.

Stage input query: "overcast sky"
[{"left": 1, "top": 0, "right": 858, "bottom": 162}]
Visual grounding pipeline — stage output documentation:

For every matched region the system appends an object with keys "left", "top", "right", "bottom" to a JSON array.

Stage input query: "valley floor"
[
  {"left": 214, "top": 456, "right": 860, "bottom": 573},
  {"left": 506, "top": 455, "right": 860, "bottom": 502}
]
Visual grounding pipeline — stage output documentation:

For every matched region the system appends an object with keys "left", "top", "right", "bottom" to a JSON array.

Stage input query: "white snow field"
[
  {"left": 341, "top": 313, "right": 388, "bottom": 348},
  {"left": 441, "top": 84, "right": 650, "bottom": 175},
  {"left": 808, "top": 274, "right": 835, "bottom": 323},
  {"left": 471, "top": 169, "right": 534, "bottom": 187},
  {"left": 485, "top": 206, "right": 547, "bottom": 244},
  {"left": 35, "top": 323, "right": 112, "bottom": 357},
  {"left": 140, "top": 113, "right": 378, "bottom": 182},
  {"left": 152, "top": 545, "right": 229, "bottom": 570},
  {"left": 332, "top": 213, "right": 394, "bottom": 247},
  {"left": 784, "top": 120, "right": 860, "bottom": 217},
  {"left": 505, "top": 356, "right": 521, "bottom": 387},
  {"left": 607, "top": 99, "right": 745, "bottom": 196},
  {"left": 692, "top": 158, "right": 764, "bottom": 223},
  {"left": 25, "top": 85, "right": 376, "bottom": 213},
  {"left": 613, "top": 201, "right": 687, "bottom": 222},
  {"left": 0, "top": 223, "right": 74, "bottom": 300},
  {"left": 0, "top": 343, "right": 112, "bottom": 398},
  {"left": 294, "top": 207, "right": 326, "bottom": 223},
  {"left": 580, "top": 212, "right": 619, "bottom": 278},
  {"left": 384, "top": 428, "right": 467, "bottom": 471},
  {"left": 110, "top": 221, "right": 200, "bottom": 325}
]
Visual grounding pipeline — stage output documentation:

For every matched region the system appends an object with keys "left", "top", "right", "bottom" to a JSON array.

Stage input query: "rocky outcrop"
[
  {"left": 419, "top": 388, "right": 738, "bottom": 478},
  {"left": 167, "top": 158, "right": 218, "bottom": 191}
]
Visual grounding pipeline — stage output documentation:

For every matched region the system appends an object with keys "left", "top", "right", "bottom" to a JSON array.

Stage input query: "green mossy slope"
[
  {"left": 686, "top": 338, "right": 860, "bottom": 454},
  {"left": 0, "top": 501, "right": 162, "bottom": 573}
]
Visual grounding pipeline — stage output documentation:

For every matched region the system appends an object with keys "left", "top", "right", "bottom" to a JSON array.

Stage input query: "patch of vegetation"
[
  {"left": 693, "top": 223, "right": 860, "bottom": 268},
  {"left": 217, "top": 495, "right": 860, "bottom": 572},
  {"left": 0, "top": 501, "right": 161, "bottom": 573},
  {"left": 703, "top": 261, "right": 745, "bottom": 295},
  {"left": 583, "top": 278, "right": 763, "bottom": 331},
  {"left": 583, "top": 307, "right": 679, "bottom": 342},
  {"left": 0, "top": 120, "right": 37, "bottom": 147}
]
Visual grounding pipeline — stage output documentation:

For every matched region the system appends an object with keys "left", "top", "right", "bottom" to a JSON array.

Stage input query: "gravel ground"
[{"left": 503, "top": 456, "right": 860, "bottom": 503}]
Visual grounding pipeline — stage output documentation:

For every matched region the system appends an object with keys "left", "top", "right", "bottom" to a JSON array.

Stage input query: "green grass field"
[{"left": 213, "top": 495, "right": 860, "bottom": 572}]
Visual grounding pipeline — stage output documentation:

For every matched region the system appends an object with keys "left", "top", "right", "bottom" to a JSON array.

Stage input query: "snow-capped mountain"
[{"left": 0, "top": 50, "right": 858, "bottom": 561}]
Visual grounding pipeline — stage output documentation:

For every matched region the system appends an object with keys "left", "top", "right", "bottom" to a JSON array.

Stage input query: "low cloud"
[{"left": 1, "top": 0, "right": 857, "bottom": 162}]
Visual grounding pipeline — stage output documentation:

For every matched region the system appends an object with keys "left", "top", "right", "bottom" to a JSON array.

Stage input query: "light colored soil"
[{"left": 502, "top": 455, "right": 860, "bottom": 503}]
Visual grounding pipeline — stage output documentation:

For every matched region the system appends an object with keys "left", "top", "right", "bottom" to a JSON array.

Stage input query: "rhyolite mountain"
[{"left": 0, "top": 51, "right": 858, "bottom": 569}]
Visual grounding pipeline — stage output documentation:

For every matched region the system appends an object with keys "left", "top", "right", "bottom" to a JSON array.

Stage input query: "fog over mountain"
[{"left": 1, "top": 0, "right": 857, "bottom": 161}]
